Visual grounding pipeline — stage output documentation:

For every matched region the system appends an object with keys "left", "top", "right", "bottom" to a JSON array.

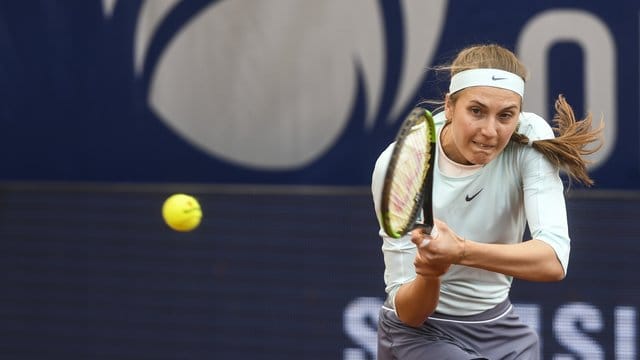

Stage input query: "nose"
[{"left": 479, "top": 117, "right": 498, "bottom": 138}]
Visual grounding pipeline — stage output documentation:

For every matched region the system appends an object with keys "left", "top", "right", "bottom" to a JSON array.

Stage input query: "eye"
[
  {"left": 498, "top": 112, "right": 515, "bottom": 122},
  {"left": 470, "top": 107, "right": 483, "bottom": 116}
]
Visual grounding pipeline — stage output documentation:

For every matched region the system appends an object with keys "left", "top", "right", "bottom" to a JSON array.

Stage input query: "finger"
[
  {"left": 410, "top": 228, "right": 426, "bottom": 245},
  {"left": 412, "top": 224, "right": 429, "bottom": 235},
  {"left": 410, "top": 232, "right": 423, "bottom": 246}
]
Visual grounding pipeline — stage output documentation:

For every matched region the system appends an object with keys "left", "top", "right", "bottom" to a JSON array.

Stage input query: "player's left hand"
[{"left": 411, "top": 219, "right": 466, "bottom": 266}]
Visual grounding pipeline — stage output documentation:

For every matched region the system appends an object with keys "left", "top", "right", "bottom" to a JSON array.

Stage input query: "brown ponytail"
[{"left": 510, "top": 95, "right": 604, "bottom": 186}]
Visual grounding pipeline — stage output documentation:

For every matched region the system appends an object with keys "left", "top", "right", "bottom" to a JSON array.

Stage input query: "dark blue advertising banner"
[{"left": 0, "top": 1, "right": 638, "bottom": 188}]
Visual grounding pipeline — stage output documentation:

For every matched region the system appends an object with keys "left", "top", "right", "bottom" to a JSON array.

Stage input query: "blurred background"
[{"left": 0, "top": 0, "right": 638, "bottom": 359}]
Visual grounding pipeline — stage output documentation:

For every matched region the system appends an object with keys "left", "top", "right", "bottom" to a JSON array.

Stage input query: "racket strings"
[{"left": 387, "top": 119, "right": 430, "bottom": 228}]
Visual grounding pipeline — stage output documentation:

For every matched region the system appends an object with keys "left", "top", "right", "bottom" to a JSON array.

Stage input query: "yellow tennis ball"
[{"left": 162, "top": 194, "right": 202, "bottom": 232}]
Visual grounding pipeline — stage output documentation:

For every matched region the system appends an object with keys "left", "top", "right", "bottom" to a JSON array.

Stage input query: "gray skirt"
[{"left": 377, "top": 298, "right": 539, "bottom": 360}]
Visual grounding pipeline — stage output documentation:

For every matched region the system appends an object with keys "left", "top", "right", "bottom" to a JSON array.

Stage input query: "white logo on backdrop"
[{"left": 104, "top": 0, "right": 447, "bottom": 169}]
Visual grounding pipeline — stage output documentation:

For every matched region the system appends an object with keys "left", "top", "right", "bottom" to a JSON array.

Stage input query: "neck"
[{"left": 440, "top": 124, "right": 473, "bottom": 165}]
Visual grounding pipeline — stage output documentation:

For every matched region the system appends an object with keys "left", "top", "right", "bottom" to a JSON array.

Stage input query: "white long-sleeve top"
[{"left": 371, "top": 111, "right": 570, "bottom": 316}]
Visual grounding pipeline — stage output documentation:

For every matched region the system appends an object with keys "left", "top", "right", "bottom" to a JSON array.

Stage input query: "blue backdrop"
[{"left": 0, "top": 0, "right": 637, "bottom": 187}]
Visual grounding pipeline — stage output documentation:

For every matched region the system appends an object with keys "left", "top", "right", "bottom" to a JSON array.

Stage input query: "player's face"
[{"left": 443, "top": 86, "right": 521, "bottom": 165}]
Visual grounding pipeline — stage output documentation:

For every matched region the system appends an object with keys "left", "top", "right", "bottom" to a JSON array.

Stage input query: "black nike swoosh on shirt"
[
  {"left": 465, "top": 189, "right": 483, "bottom": 201},
  {"left": 492, "top": 75, "right": 507, "bottom": 80}
]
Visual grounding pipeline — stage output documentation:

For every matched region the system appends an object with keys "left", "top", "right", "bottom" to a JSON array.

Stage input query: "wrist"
[
  {"left": 416, "top": 272, "right": 441, "bottom": 279},
  {"left": 415, "top": 264, "right": 449, "bottom": 278},
  {"left": 458, "top": 236, "right": 467, "bottom": 264},
  {"left": 415, "top": 272, "right": 443, "bottom": 282}
]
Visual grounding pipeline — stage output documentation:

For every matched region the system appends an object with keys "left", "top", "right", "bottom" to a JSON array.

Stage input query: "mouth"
[{"left": 472, "top": 140, "right": 495, "bottom": 150}]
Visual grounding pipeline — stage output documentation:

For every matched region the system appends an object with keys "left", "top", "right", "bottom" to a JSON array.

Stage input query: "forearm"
[
  {"left": 394, "top": 275, "right": 441, "bottom": 327},
  {"left": 459, "top": 238, "right": 565, "bottom": 281}
]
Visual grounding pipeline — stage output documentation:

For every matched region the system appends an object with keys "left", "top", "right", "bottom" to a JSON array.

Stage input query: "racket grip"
[{"left": 412, "top": 223, "right": 433, "bottom": 235}]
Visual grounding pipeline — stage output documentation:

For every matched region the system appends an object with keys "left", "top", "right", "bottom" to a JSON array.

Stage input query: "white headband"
[{"left": 449, "top": 68, "right": 525, "bottom": 97}]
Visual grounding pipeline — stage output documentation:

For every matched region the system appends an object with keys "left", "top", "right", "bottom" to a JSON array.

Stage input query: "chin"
[{"left": 469, "top": 154, "right": 495, "bottom": 165}]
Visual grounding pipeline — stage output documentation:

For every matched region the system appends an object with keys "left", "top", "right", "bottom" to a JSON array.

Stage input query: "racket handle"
[{"left": 412, "top": 223, "right": 433, "bottom": 235}]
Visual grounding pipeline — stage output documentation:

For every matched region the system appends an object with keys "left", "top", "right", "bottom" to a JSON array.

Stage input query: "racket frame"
[{"left": 380, "top": 107, "right": 436, "bottom": 238}]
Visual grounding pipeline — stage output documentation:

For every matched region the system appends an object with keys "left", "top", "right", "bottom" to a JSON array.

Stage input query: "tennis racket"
[{"left": 380, "top": 107, "right": 436, "bottom": 238}]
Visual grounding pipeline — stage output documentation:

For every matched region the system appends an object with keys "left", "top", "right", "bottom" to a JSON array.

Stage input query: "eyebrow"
[{"left": 468, "top": 100, "right": 519, "bottom": 112}]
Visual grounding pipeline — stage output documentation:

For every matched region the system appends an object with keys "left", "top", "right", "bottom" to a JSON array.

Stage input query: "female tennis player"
[{"left": 371, "top": 43, "right": 603, "bottom": 359}]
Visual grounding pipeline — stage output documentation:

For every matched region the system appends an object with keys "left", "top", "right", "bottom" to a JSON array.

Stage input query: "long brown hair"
[{"left": 439, "top": 44, "right": 604, "bottom": 186}]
